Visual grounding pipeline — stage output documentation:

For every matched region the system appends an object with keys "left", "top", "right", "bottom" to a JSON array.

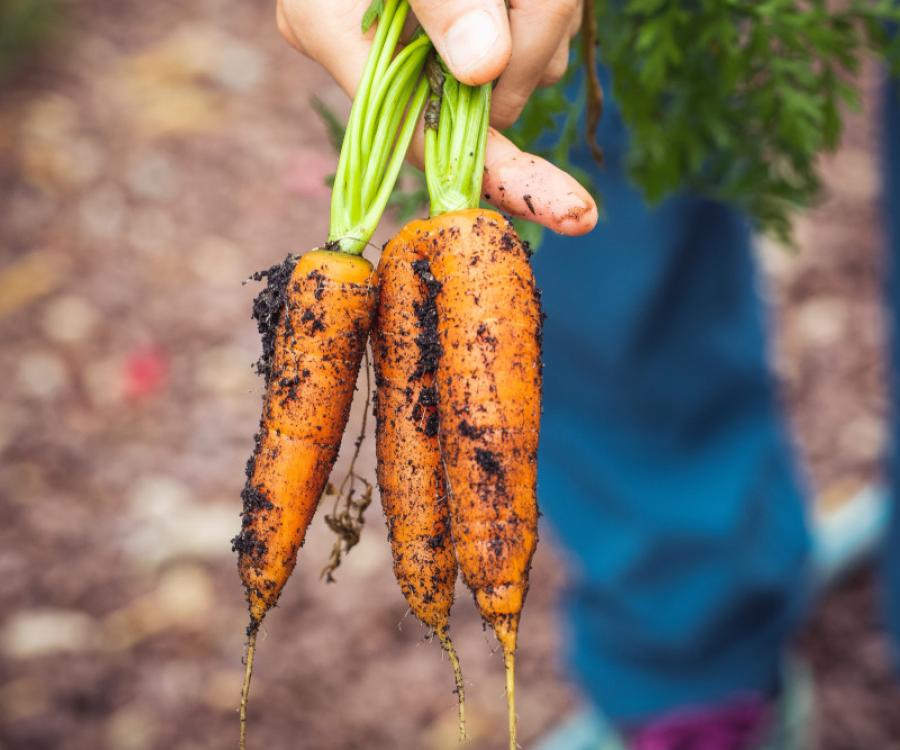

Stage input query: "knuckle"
[
  {"left": 541, "top": 48, "right": 569, "bottom": 85},
  {"left": 540, "top": 64, "right": 565, "bottom": 87}
]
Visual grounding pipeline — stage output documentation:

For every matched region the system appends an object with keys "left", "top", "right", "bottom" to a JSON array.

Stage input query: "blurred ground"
[{"left": 0, "top": 1, "right": 898, "bottom": 749}]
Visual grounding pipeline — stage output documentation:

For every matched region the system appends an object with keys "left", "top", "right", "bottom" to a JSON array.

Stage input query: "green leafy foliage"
[
  {"left": 311, "top": 96, "right": 345, "bottom": 152},
  {"left": 0, "top": 0, "right": 58, "bottom": 80},
  {"left": 513, "top": 0, "right": 900, "bottom": 244}
]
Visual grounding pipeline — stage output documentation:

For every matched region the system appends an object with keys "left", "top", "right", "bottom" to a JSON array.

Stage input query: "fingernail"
[{"left": 444, "top": 10, "right": 501, "bottom": 76}]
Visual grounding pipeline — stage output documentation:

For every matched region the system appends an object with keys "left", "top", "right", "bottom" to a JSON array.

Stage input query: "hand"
[{"left": 277, "top": 0, "right": 597, "bottom": 236}]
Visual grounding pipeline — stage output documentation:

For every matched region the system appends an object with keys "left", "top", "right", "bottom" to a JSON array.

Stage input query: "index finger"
[{"left": 482, "top": 129, "right": 598, "bottom": 236}]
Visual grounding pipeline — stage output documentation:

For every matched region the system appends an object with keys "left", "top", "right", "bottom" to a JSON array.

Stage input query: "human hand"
[{"left": 277, "top": 0, "right": 597, "bottom": 236}]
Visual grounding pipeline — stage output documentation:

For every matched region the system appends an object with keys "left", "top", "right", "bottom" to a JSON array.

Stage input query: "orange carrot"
[
  {"left": 234, "top": 249, "right": 374, "bottom": 746},
  {"left": 236, "top": 250, "right": 375, "bottom": 625},
  {"left": 233, "top": 2, "right": 432, "bottom": 744},
  {"left": 416, "top": 50, "right": 543, "bottom": 746},
  {"left": 425, "top": 208, "right": 542, "bottom": 750},
  {"left": 372, "top": 224, "right": 466, "bottom": 738}
]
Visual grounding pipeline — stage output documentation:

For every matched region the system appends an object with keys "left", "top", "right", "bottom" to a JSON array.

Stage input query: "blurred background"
[{"left": 1, "top": 0, "right": 899, "bottom": 748}]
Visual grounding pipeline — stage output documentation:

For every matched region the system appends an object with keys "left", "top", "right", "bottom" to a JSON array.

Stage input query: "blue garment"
[
  {"left": 531, "top": 82, "right": 813, "bottom": 722},
  {"left": 884, "top": 71, "right": 900, "bottom": 657}
]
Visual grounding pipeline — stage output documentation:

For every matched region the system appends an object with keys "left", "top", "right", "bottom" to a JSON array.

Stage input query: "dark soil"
[
  {"left": 250, "top": 255, "right": 297, "bottom": 382},
  {"left": 411, "top": 257, "right": 443, "bottom": 381}
]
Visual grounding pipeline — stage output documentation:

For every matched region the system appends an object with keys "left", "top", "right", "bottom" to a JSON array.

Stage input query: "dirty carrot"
[
  {"left": 233, "top": 2, "right": 429, "bottom": 746},
  {"left": 422, "top": 59, "right": 542, "bottom": 750},
  {"left": 428, "top": 209, "right": 541, "bottom": 750},
  {"left": 372, "top": 227, "right": 466, "bottom": 739}
]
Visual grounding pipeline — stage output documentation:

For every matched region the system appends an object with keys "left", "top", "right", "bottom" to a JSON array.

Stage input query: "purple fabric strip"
[{"left": 627, "top": 695, "right": 772, "bottom": 750}]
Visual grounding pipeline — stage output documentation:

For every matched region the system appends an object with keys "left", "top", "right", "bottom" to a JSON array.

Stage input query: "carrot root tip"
[
  {"left": 239, "top": 626, "right": 258, "bottom": 750},
  {"left": 438, "top": 629, "right": 467, "bottom": 743},
  {"left": 504, "top": 647, "right": 517, "bottom": 750}
]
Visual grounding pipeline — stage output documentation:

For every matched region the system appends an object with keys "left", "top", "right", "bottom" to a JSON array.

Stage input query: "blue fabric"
[
  {"left": 884, "top": 71, "right": 900, "bottom": 659},
  {"left": 531, "top": 79, "right": 812, "bottom": 723}
]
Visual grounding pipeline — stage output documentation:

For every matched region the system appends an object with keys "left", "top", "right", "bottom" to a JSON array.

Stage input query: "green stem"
[
  {"left": 423, "top": 60, "right": 491, "bottom": 216},
  {"left": 437, "top": 75, "right": 456, "bottom": 170},
  {"left": 362, "top": 36, "right": 431, "bottom": 204},
  {"left": 355, "top": 77, "right": 430, "bottom": 248},
  {"left": 355, "top": 0, "right": 408, "bottom": 170},
  {"left": 331, "top": 0, "right": 398, "bottom": 234},
  {"left": 329, "top": 0, "right": 428, "bottom": 254},
  {"left": 466, "top": 84, "right": 491, "bottom": 202}
]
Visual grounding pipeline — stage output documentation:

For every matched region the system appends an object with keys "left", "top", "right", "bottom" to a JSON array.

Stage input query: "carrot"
[
  {"left": 234, "top": 249, "right": 374, "bottom": 744},
  {"left": 427, "top": 209, "right": 542, "bottom": 750},
  {"left": 419, "top": 60, "right": 542, "bottom": 750},
  {"left": 235, "top": 250, "right": 375, "bottom": 626},
  {"left": 371, "top": 227, "right": 466, "bottom": 739},
  {"left": 234, "top": 2, "right": 430, "bottom": 746}
]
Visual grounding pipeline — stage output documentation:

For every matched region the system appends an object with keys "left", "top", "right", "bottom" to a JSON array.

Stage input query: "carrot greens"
[{"left": 328, "top": 0, "right": 429, "bottom": 254}]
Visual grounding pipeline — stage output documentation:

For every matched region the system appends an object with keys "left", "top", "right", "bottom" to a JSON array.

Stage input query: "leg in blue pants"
[
  {"left": 884, "top": 71, "right": 900, "bottom": 659},
  {"left": 531, "top": 84, "right": 812, "bottom": 725}
]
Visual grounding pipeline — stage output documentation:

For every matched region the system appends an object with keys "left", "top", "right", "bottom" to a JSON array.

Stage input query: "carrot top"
[
  {"left": 328, "top": 0, "right": 430, "bottom": 254},
  {"left": 423, "top": 60, "right": 491, "bottom": 216}
]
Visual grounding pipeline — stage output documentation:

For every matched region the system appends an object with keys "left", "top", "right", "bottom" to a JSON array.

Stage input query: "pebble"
[
  {"left": 41, "top": 295, "right": 98, "bottom": 344},
  {"left": 127, "top": 207, "right": 176, "bottom": 256},
  {"left": 123, "top": 474, "right": 236, "bottom": 566},
  {"left": 103, "top": 563, "right": 214, "bottom": 651},
  {"left": 188, "top": 236, "right": 244, "bottom": 286},
  {"left": 17, "top": 350, "right": 68, "bottom": 400},
  {"left": 16, "top": 94, "right": 89, "bottom": 192},
  {"left": 21, "top": 132, "right": 105, "bottom": 192},
  {"left": 756, "top": 235, "right": 797, "bottom": 282},
  {"left": 129, "top": 473, "right": 191, "bottom": 510},
  {"left": 19, "top": 94, "right": 78, "bottom": 141},
  {"left": 795, "top": 297, "right": 848, "bottom": 348},
  {"left": 840, "top": 414, "right": 886, "bottom": 464},
  {"left": 127, "top": 153, "right": 178, "bottom": 202},
  {"left": 105, "top": 705, "right": 155, "bottom": 750},
  {"left": 79, "top": 185, "right": 127, "bottom": 240},
  {"left": 195, "top": 345, "right": 256, "bottom": 396},
  {"left": 1, "top": 609, "right": 98, "bottom": 659},
  {"left": 103, "top": 565, "right": 214, "bottom": 651},
  {"left": 212, "top": 39, "right": 266, "bottom": 93},
  {"left": 155, "top": 565, "right": 214, "bottom": 623}
]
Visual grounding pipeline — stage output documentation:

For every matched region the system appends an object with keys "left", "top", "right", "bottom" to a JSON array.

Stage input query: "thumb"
[{"left": 410, "top": 0, "right": 512, "bottom": 86}]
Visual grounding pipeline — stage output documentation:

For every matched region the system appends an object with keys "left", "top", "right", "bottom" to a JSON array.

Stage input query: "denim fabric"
[{"left": 531, "top": 74, "right": 812, "bottom": 722}]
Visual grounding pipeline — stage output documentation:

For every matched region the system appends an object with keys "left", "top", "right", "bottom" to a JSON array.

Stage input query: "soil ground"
[{"left": 0, "top": 1, "right": 898, "bottom": 748}]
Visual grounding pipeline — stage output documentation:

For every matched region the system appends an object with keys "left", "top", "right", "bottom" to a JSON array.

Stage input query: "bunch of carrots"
[{"left": 234, "top": 3, "right": 542, "bottom": 748}]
